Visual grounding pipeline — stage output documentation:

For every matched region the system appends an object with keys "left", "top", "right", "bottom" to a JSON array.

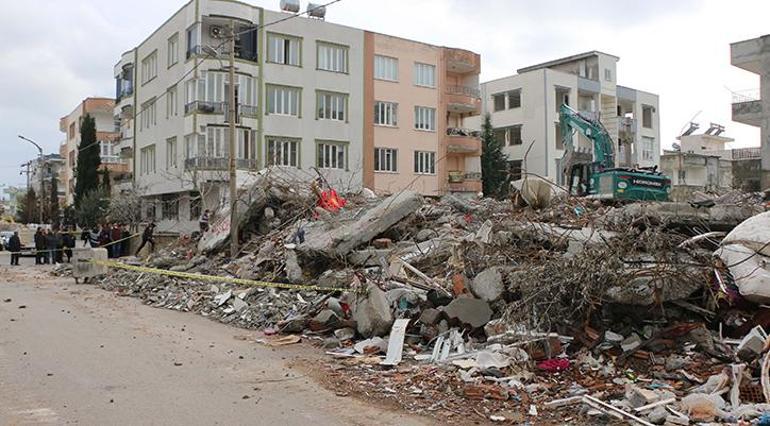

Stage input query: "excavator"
[{"left": 559, "top": 104, "right": 670, "bottom": 201}]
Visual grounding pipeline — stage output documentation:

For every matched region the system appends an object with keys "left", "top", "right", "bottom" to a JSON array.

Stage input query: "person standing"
[
  {"left": 89, "top": 227, "right": 100, "bottom": 248},
  {"left": 199, "top": 209, "right": 210, "bottom": 234},
  {"left": 8, "top": 231, "right": 21, "bottom": 266},
  {"left": 45, "top": 229, "right": 58, "bottom": 265},
  {"left": 135, "top": 222, "right": 156, "bottom": 256},
  {"left": 120, "top": 225, "right": 131, "bottom": 257},
  {"left": 62, "top": 230, "right": 75, "bottom": 263},
  {"left": 53, "top": 229, "right": 64, "bottom": 264},
  {"left": 34, "top": 228, "right": 46, "bottom": 265}
]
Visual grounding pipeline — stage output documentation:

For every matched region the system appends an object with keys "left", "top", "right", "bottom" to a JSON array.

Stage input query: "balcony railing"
[
  {"left": 732, "top": 89, "right": 760, "bottom": 103},
  {"left": 240, "top": 104, "right": 259, "bottom": 118},
  {"left": 731, "top": 147, "right": 761, "bottom": 160},
  {"left": 446, "top": 85, "right": 481, "bottom": 98},
  {"left": 448, "top": 171, "right": 482, "bottom": 183},
  {"left": 184, "top": 156, "right": 259, "bottom": 171},
  {"left": 446, "top": 127, "right": 480, "bottom": 138},
  {"left": 101, "top": 155, "right": 125, "bottom": 164},
  {"left": 185, "top": 101, "right": 226, "bottom": 115}
]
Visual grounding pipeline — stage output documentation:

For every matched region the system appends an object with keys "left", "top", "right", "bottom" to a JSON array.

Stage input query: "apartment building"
[
  {"left": 59, "top": 97, "right": 124, "bottom": 205},
  {"left": 730, "top": 34, "right": 770, "bottom": 188},
  {"left": 114, "top": 0, "right": 481, "bottom": 232},
  {"left": 29, "top": 154, "right": 66, "bottom": 206},
  {"left": 470, "top": 51, "right": 660, "bottom": 185}
]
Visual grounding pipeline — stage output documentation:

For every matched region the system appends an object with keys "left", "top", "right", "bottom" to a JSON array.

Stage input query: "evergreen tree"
[
  {"left": 49, "top": 176, "right": 60, "bottom": 228},
  {"left": 16, "top": 188, "right": 39, "bottom": 224},
  {"left": 75, "top": 189, "right": 108, "bottom": 229},
  {"left": 480, "top": 113, "right": 510, "bottom": 199},
  {"left": 74, "top": 114, "right": 101, "bottom": 209},
  {"left": 100, "top": 168, "right": 111, "bottom": 195}
]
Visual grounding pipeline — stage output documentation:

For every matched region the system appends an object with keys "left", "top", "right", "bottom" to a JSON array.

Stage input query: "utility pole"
[{"left": 228, "top": 23, "right": 238, "bottom": 258}]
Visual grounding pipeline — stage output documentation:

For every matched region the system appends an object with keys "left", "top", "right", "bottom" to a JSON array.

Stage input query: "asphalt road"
[{"left": 0, "top": 262, "right": 429, "bottom": 425}]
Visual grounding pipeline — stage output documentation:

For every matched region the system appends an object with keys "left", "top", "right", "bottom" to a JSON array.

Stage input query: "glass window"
[
  {"left": 642, "top": 105, "right": 653, "bottom": 128},
  {"left": 166, "top": 85, "right": 178, "bottom": 118},
  {"left": 141, "top": 51, "right": 158, "bottom": 84},
  {"left": 509, "top": 125, "right": 522, "bottom": 146},
  {"left": 167, "top": 33, "right": 179, "bottom": 67},
  {"left": 641, "top": 136, "right": 654, "bottom": 161},
  {"left": 508, "top": 89, "right": 521, "bottom": 109},
  {"left": 266, "top": 85, "right": 301, "bottom": 116},
  {"left": 493, "top": 94, "right": 505, "bottom": 112},
  {"left": 317, "top": 142, "right": 347, "bottom": 170},
  {"left": 266, "top": 137, "right": 299, "bottom": 167},
  {"left": 414, "top": 63, "right": 436, "bottom": 88},
  {"left": 317, "top": 92, "right": 347, "bottom": 121},
  {"left": 140, "top": 145, "right": 156, "bottom": 175},
  {"left": 374, "top": 148, "right": 397, "bottom": 172},
  {"left": 374, "top": 101, "right": 397, "bottom": 126},
  {"left": 414, "top": 106, "right": 436, "bottom": 131},
  {"left": 374, "top": 55, "right": 398, "bottom": 81},
  {"left": 413, "top": 151, "right": 436, "bottom": 174},
  {"left": 267, "top": 33, "right": 301, "bottom": 66},
  {"left": 317, "top": 42, "right": 348, "bottom": 73},
  {"left": 166, "top": 137, "right": 177, "bottom": 168}
]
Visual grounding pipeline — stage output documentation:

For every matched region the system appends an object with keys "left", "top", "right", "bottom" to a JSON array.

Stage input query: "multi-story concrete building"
[
  {"left": 471, "top": 51, "right": 660, "bottom": 185},
  {"left": 114, "top": 0, "right": 481, "bottom": 232},
  {"left": 29, "top": 154, "right": 66, "bottom": 206},
  {"left": 730, "top": 34, "right": 770, "bottom": 189},
  {"left": 59, "top": 97, "right": 125, "bottom": 205}
]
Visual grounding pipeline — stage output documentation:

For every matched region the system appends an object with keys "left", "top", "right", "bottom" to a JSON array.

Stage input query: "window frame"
[
  {"left": 642, "top": 105, "right": 654, "bottom": 129},
  {"left": 414, "top": 106, "right": 436, "bottom": 132},
  {"left": 374, "top": 101, "right": 398, "bottom": 127},
  {"left": 266, "top": 84, "right": 302, "bottom": 117},
  {"left": 167, "top": 33, "right": 179, "bottom": 68},
  {"left": 316, "top": 140, "right": 348, "bottom": 170},
  {"left": 141, "top": 50, "right": 158, "bottom": 85},
  {"left": 166, "top": 85, "right": 178, "bottom": 119},
  {"left": 140, "top": 144, "right": 156, "bottom": 175},
  {"left": 266, "top": 32, "right": 302, "bottom": 67},
  {"left": 374, "top": 147, "right": 398, "bottom": 173},
  {"left": 508, "top": 89, "right": 522, "bottom": 109},
  {"left": 492, "top": 93, "right": 506, "bottom": 112},
  {"left": 265, "top": 136, "right": 300, "bottom": 167},
  {"left": 374, "top": 55, "right": 398, "bottom": 82},
  {"left": 166, "top": 137, "right": 177, "bottom": 169},
  {"left": 413, "top": 150, "right": 436, "bottom": 175},
  {"left": 316, "top": 90, "right": 348, "bottom": 122},
  {"left": 509, "top": 124, "right": 523, "bottom": 146},
  {"left": 413, "top": 62, "right": 436, "bottom": 88},
  {"left": 316, "top": 41, "right": 349, "bottom": 74}
]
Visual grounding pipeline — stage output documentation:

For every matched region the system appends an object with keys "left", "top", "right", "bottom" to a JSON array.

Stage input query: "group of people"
[
  {"left": 80, "top": 223, "right": 133, "bottom": 258},
  {"left": 32, "top": 227, "right": 77, "bottom": 265}
]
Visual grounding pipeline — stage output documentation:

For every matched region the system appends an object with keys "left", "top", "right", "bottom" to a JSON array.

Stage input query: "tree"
[
  {"left": 106, "top": 189, "right": 143, "bottom": 228},
  {"left": 49, "top": 176, "right": 60, "bottom": 228},
  {"left": 16, "top": 189, "right": 39, "bottom": 224},
  {"left": 100, "top": 168, "right": 111, "bottom": 194},
  {"left": 75, "top": 189, "right": 108, "bottom": 229},
  {"left": 480, "top": 113, "right": 510, "bottom": 199},
  {"left": 74, "top": 114, "right": 101, "bottom": 209}
]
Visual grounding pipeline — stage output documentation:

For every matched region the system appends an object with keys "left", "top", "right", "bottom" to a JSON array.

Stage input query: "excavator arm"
[{"left": 559, "top": 103, "right": 615, "bottom": 171}]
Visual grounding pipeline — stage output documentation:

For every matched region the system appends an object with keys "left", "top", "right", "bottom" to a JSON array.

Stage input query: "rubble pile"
[{"left": 91, "top": 176, "right": 770, "bottom": 424}]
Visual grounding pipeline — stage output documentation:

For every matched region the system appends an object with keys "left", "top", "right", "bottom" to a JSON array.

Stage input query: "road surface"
[{"left": 0, "top": 260, "right": 429, "bottom": 425}]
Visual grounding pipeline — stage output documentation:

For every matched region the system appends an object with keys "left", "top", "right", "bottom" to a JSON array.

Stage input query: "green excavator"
[{"left": 559, "top": 104, "right": 670, "bottom": 201}]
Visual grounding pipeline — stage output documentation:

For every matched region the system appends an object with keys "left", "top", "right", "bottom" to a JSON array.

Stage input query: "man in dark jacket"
[
  {"left": 110, "top": 223, "right": 122, "bottom": 258},
  {"left": 8, "top": 231, "right": 21, "bottom": 266},
  {"left": 34, "top": 228, "right": 46, "bottom": 264},
  {"left": 45, "top": 230, "right": 59, "bottom": 265},
  {"left": 120, "top": 225, "right": 131, "bottom": 257},
  {"left": 135, "top": 223, "right": 156, "bottom": 256},
  {"left": 62, "top": 231, "right": 75, "bottom": 263}
]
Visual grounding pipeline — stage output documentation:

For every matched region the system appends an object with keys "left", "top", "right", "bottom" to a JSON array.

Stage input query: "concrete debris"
[{"left": 87, "top": 180, "right": 770, "bottom": 424}]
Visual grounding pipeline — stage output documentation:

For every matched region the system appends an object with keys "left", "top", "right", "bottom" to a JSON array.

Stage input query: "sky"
[{"left": 0, "top": 0, "right": 767, "bottom": 190}]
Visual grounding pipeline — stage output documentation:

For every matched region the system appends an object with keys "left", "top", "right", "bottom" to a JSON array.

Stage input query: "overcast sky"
[{"left": 1, "top": 0, "right": 767, "bottom": 190}]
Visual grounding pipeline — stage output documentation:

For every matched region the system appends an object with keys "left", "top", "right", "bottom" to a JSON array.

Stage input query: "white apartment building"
[
  {"left": 471, "top": 51, "right": 660, "bottom": 184},
  {"left": 114, "top": 0, "right": 365, "bottom": 232}
]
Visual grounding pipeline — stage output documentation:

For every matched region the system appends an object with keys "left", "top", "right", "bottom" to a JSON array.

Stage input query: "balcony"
[
  {"left": 446, "top": 127, "right": 481, "bottom": 154},
  {"left": 185, "top": 101, "right": 226, "bottom": 115},
  {"left": 184, "top": 156, "right": 259, "bottom": 172},
  {"left": 732, "top": 90, "right": 763, "bottom": 127},
  {"left": 446, "top": 85, "right": 481, "bottom": 113},
  {"left": 448, "top": 171, "right": 482, "bottom": 193},
  {"left": 445, "top": 48, "right": 480, "bottom": 74}
]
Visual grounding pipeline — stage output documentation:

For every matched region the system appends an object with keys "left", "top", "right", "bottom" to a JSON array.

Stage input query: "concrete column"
[{"left": 761, "top": 70, "right": 770, "bottom": 189}]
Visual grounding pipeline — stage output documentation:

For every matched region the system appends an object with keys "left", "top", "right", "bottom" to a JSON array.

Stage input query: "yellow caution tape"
[{"left": 90, "top": 259, "right": 349, "bottom": 293}]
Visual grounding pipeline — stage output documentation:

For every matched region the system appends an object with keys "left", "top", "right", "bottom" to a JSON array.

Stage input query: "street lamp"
[{"left": 18, "top": 134, "right": 44, "bottom": 224}]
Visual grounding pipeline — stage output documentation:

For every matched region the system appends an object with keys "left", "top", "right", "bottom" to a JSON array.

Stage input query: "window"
[
  {"left": 99, "top": 141, "right": 112, "bottom": 158},
  {"left": 493, "top": 94, "right": 505, "bottom": 112},
  {"left": 317, "top": 42, "right": 348, "bottom": 73},
  {"left": 509, "top": 125, "right": 522, "bottom": 146},
  {"left": 166, "top": 137, "right": 177, "bottom": 168},
  {"left": 184, "top": 134, "right": 197, "bottom": 159},
  {"left": 161, "top": 195, "right": 178, "bottom": 220},
  {"left": 414, "top": 151, "right": 436, "bottom": 174},
  {"left": 374, "top": 148, "right": 397, "bottom": 172},
  {"left": 508, "top": 89, "right": 521, "bottom": 109},
  {"left": 374, "top": 101, "right": 397, "bottom": 126},
  {"left": 140, "top": 145, "right": 156, "bottom": 175},
  {"left": 266, "top": 137, "right": 299, "bottom": 167},
  {"left": 508, "top": 160, "right": 523, "bottom": 181},
  {"left": 641, "top": 137, "right": 654, "bottom": 161},
  {"left": 144, "top": 203, "right": 156, "bottom": 221},
  {"left": 186, "top": 23, "right": 200, "bottom": 58},
  {"left": 374, "top": 55, "right": 398, "bottom": 81},
  {"left": 168, "top": 33, "right": 179, "bottom": 67},
  {"left": 141, "top": 50, "right": 158, "bottom": 84},
  {"left": 166, "top": 85, "right": 178, "bottom": 118},
  {"left": 493, "top": 128, "right": 507, "bottom": 145},
  {"left": 604, "top": 68, "right": 612, "bottom": 82},
  {"left": 642, "top": 105, "right": 653, "bottom": 128},
  {"left": 267, "top": 33, "right": 301, "bottom": 66},
  {"left": 317, "top": 141, "right": 347, "bottom": 170},
  {"left": 414, "top": 106, "right": 436, "bottom": 131},
  {"left": 140, "top": 98, "right": 157, "bottom": 130},
  {"left": 189, "top": 192, "right": 202, "bottom": 220},
  {"left": 414, "top": 63, "right": 436, "bottom": 88},
  {"left": 317, "top": 91, "right": 347, "bottom": 121},
  {"left": 266, "top": 85, "right": 301, "bottom": 116},
  {"left": 205, "top": 126, "right": 230, "bottom": 157},
  {"left": 69, "top": 122, "right": 76, "bottom": 139}
]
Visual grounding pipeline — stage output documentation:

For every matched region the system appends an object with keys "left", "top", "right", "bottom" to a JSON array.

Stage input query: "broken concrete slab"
[
  {"left": 284, "top": 250, "right": 303, "bottom": 283},
  {"left": 352, "top": 283, "right": 394, "bottom": 338},
  {"left": 310, "top": 309, "right": 340, "bottom": 330},
  {"left": 470, "top": 267, "right": 507, "bottom": 302},
  {"left": 716, "top": 211, "right": 770, "bottom": 303},
  {"left": 418, "top": 308, "right": 442, "bottom": 325},
  {"left": 199, "top": 175, "right": 268, "bottom": 253},
  {"left": 317, "top": 270, "right": 354, "bottom": 289},
  {"left": 443, "top": 297, "right": 492, "bottom": 328},
  {"left": 298, "top": 190, "right": 423, "bottom": 259},
  {"left": 600, "top": 202, "right": 764, "bottom": 231}
]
